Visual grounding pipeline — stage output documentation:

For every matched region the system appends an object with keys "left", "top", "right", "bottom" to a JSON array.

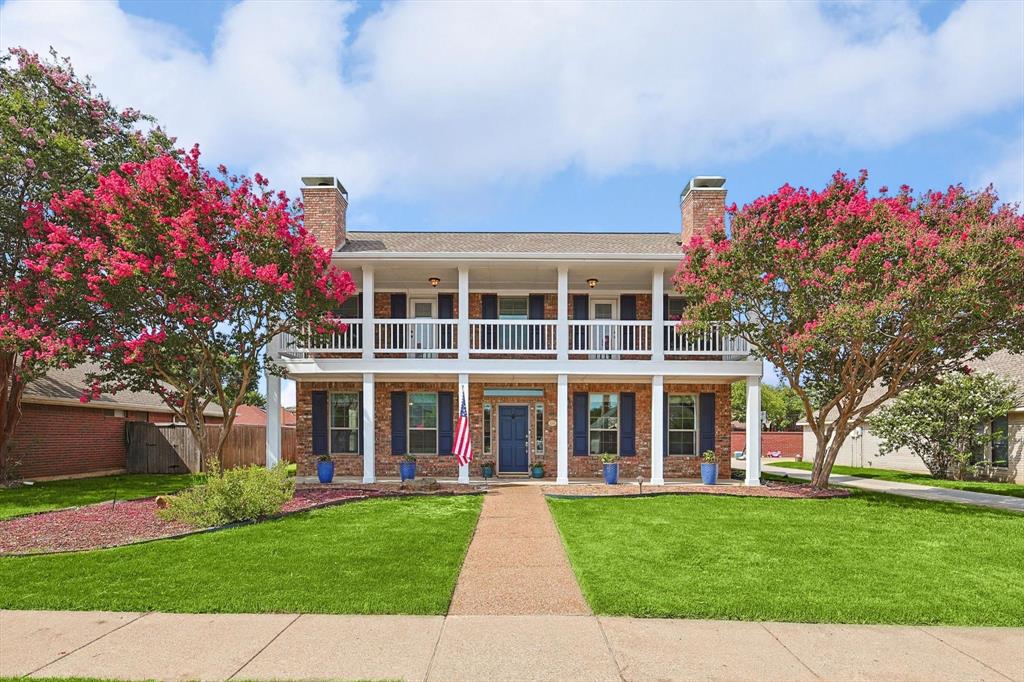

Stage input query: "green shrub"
[{"left": 159, "top": 462, "right": 295, "bottom": 528}]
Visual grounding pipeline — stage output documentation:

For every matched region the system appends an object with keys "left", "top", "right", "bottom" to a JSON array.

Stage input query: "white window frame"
[
  {"left": 588, "top": 392, "right": 619, "bottom": 456},
  {"left": 483, "top": 402, "right": 493, "bottom": 455},
  {"left": 329, "top": 392, "right": 360, "bottom": 455},
  {"left": 667, "top": 393, "right": 699, "bottom": 457},
  {"left": 408, "top": 391, "right": 439, "bottom": 455},
  {"left": 535, "top": 402, "right": 544, "bottom": 454}
]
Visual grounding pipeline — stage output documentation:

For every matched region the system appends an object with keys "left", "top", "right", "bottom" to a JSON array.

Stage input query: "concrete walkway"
[
  {"left": 3, "top": 610, "right": 1021, "bottom": 681},
  {"left": 759, "top": 463, "right": 1024, "bottom": 513},
  {"left": 448, "top": 484, "right": 589, "bottom": 615}
]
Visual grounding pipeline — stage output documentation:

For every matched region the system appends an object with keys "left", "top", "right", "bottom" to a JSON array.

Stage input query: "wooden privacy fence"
[{"left": 126, "top": 422, "right": 296, "bottom": 474}]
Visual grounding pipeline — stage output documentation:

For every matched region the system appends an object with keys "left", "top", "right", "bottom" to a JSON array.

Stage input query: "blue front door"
[{"left": 498, "top": 406, "right": 529, "bottom": 473}]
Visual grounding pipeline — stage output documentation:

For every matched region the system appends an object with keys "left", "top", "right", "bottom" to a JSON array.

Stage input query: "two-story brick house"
[{"left": 265, "top": 175, "right": 764, "bottom": 485}]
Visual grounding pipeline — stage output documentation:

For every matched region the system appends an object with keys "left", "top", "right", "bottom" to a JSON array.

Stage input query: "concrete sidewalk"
[
  {"left": 2, "top": 610, "right": 1021, "bottom": 681},
  {"left": 758, "top": 463, "right": 1024, "bottom": 513}
]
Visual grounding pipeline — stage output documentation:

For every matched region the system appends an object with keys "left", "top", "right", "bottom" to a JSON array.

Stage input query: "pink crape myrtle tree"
[
  {"left": 674, "top": 171, "right": 1024, "bottom": 489},
  {"left": 33, "top": 147, "right": 355, "bottom": 468},
  {"left": 0, "top": 48, "right": 171, "bottom": 481}
]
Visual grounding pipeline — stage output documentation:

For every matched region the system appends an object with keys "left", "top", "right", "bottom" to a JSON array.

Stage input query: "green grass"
[
  {"left": 772, "top": 461, "right": 1024, "bottom": 498},
  {"left": 0, "top": 474, "right": 196, "bottom": 519},
  {"left": 548, "top": 492, "right": 1024, "bottom": 626},
  {"left": 0, "top": 494, "right": 482, "bottom": 614}
]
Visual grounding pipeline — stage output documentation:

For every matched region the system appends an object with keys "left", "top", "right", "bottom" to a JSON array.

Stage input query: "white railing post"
[
  {"left": 745, "top": 375, "right": 762, "bottom": 486},
  {"left": 557, "top": 373, "right": 569, "bottom": 484},
  {"left": 652, "top": 269, "right": 665, "bottom": 361},
  {"left": 557, "top": 266, "right": 569, "bottom": 361},
  {"left": 362, "top": 266, "right": 374, "bottom": 360},
  {"left": 650, "top": 374, "right": 664, "bottom": 485},
  {"left": 362, "top": 373, "right": 375, "bottom": 483},
  {"left": 458, "top": 266, "right": 469, "bottom": 360}
]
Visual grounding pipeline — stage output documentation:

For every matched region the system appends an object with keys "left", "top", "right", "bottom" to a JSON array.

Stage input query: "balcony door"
[
  {"left": 590, "top": 298, "right": 617, "bottom": 359},
  {"left": 409, "top": 298, "right": 437, "bottom": 358}
]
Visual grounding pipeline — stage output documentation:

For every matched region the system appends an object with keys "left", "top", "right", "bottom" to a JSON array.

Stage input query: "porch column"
[
  {"left": 458, "top": 373, "right": 470, "bottom": 483},
  {"left": 650, "top": 375, "right": 664, "bottom": 485},
  {"left": 556, "top": 266, "right": 569, "bottom": 362},
  {"left": 265, "top": 365, "right": 281, "bottom": 468},
  {"left": 745, "top": 375, "right": 762, "bottom": 486},
  {"left": 556, "top": 373, "right": 569, "bottom": 484},
  {"left": 362, "top": 373, "right": 375, "bottom": 483},
  {"left": 361, "top": 266, "right": 375, "bottom": 360},
  {"left": 651, "top": 268, "right": 665, "bottom": 362},
  {"left": 458, "top": 266, "right": 469, "bottom": 360}
]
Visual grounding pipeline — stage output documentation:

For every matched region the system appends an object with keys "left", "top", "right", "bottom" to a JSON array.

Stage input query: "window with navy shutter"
[
  {"left": 528, "top": 294, "right": 545, "bottom": 350},
  {"left": 620, "top": 295, "right": 637, "bottom": 351},
  {"left": 311, "top": 390, "right": 328, "bottom": 456},
  {"left": 620, "top": 392, "right": 636, "bottom": 456},
  {"left": 573, "top": 392, "right": 588, "bottom": 455},
  {"left": 390, "top": 391, "right": 407, "bottom": 454},
  {"left": 437, "top": 391, "right": 454, "bottom": 455},
  {"left": 390, "top": 294, "right": 407, "bottom": 350},
  {"left": 698, "top": 392, "right": 716, "bottom": 455},
  {"left": 438, "top": 294, "right": 454, "bottom": 349},
  {"left": 482, "top": 294, "right": 498, "bottom": 349}
]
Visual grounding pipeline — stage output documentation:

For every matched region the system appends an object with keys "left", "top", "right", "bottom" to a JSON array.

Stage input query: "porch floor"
[{"left": 294, "top": 475, "right": 744, "bottom": 487}]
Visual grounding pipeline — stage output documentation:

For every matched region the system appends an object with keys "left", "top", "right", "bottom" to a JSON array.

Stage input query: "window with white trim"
[
  {"left": 668, "top": 394, "right": 697, "bottom": 456},
  {"left": 483, "top": 403, "right": 493, "bottom": 454},
  {"left": 589, "top": 393, "right": 619, "bottom": 455},
  {"left": 535, "top": 402, "right": 544, "bottom": 454},
  {"left": 330, "top": 393, "right": 360, "bottom": 454},
  {"left": 408, "top": 392, "right": 438, "bottom": 454}
]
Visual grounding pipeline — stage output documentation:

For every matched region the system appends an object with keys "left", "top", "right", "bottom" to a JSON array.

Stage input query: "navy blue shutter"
[
  {"left": 438, "top": 294, "right": 454, "bottom": 319},
  {"left": 573, "top": 392, "right": 589, "bottom": 455},
  {"left": 528, "top": 294, "right": 545, "bottom": 350},
  {"left": 390, "top": 293, "right": 407, "bottom": 318},
  {"left": 355, "top": 293, "right": 363, "bottom": 347},
  {"left": 699, "top": 392, "right": 716, "bottom": 455},
  {"left": 663, "top": 392, "right": 669, "bottom": 455},
  {"left": 620, "top": 295, "right": 637, "bottom": 351},
  {"left": 438, "top": 392, "right": 454, "bottom": 455},
  {"left": 391, "top": 391, "right": 407, "bottom": 455},
  {"left": 573, "top": 295, "right": 588, "bottom": 351},
  {"left": 357, "top": 391, "right": 364, "bottom": 455},
  {"left": 663, "top": 295, "right": 671, "bottom": 350},
  {"left": 311, "top": 391, "right": 328, "bottom": 456},
  {"left": 482, "top": 294, "right": 498, "bottom": 349},
  {"left": 620, "top": 392, "right": 636, "bottom": 456}
]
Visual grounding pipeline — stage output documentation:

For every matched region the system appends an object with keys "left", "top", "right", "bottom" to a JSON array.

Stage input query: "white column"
[
  {"left": 265, "top": 369, "right": 281, "bottom": 468},
  {"left": 458, "top": 373, "right": 470, "bottom": 483},
  {"left": 556, "top": 266, "right": 569, "bottom": 362},
  {"left": 651, "top": 269, "right": 665, "bottom": 362},
  {"left": 362, "top": 373, "right": 375, "bottom": 483},
  {"left": 458, "top": 266, "right": 469, "bottom": 360},
  {"left": 745, "top": 375, "right": 762, "bottom": 486},
  {"left": 650, "top": 375, "right": 664, "bottom": 485},
  {"left": 556, "top": 373, "right": 569, "bottom": 484},
  {"left": 361, "top": 266, "right": 375, "bottom": 360}
]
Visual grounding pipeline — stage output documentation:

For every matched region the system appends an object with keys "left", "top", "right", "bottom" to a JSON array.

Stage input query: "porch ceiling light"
[
  {"left": 587, "top": 278, "right": 599, "bottom": 289},
  {"left": 428, "top": 277, "right": 441, "bottom": 288}
]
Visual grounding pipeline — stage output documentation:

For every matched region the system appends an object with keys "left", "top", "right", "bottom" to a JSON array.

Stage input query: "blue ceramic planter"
[
  {"left": 531, "top": 466, "right": 544, "bottom": 479},
  {"left": 399, "top": 460, "right": 417, "bottom": 481},
  {"left": 482, "top": 464, "right": 494, "bottom": 479},
  {"left": 700, "top": 462, "right": 718, "bottom": 485},
  {"left": 317, "top": 460, "right": 335, "bottom": 484},
  {"left": 603, "top": 463, "right": 619, "bottom": 485}
]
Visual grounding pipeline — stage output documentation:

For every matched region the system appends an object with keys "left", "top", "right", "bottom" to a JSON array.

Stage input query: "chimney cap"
[
  {"left": 301, "top": 176, "right": 348, "bottom": 198},
  {"left": 680, "top": 176, "right": 726, "bottom": 201}
]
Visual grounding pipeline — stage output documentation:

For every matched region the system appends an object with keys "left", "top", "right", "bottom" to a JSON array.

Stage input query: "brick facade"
[
  {"left": 301, "top": 183, "right": 347, "bottom": 250},
  {"left": 680, "top": 185, "right": 727, "bottom": 244},
  {"left": 295, "top": 379, "right": 734, "bottom": 481}
]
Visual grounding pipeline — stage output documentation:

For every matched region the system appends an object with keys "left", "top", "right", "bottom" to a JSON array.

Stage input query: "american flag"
[{"left": 453, "top": 390, "right": 473, "bottom": 466}]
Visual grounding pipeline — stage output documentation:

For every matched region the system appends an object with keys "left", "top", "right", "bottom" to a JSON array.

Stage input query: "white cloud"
[
  {"left": 2, "top": 0, "right": 1021, "bottom": 200},
  {"left": 974, "top": 135, "right": 1024, "bottom": 206}
]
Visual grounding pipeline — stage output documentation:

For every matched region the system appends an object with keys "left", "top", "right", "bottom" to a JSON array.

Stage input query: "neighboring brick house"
[
  {"left": 10, "top": 363, "right": 221, "bottom": 480},
  {"left": 801, "top": 351, "right": 1024, "bottom": 484},
  {"left": 266, "top": 175, "right": 766, "bottom": 485}
]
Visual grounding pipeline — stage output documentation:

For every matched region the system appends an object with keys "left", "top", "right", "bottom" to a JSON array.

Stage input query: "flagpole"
[{"left": 457, "top": 373, "right": 470, "bottom": 484}]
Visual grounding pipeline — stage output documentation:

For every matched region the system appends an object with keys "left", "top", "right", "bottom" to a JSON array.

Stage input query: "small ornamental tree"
[
  {"left": 0, "top": 47, "right": 169, "bottom": 480},
  {"left": 675, "top": 171, "right": 1024, "bottom": 488},
  {"left": 869, "top": 371, "right": 1018, "bottom": 479},
  {"left": 32, "top": 147, "right": 355, "bottom": 466}
]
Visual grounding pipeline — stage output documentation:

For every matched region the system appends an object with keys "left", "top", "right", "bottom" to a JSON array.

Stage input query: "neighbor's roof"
[
  {"left": 24, "top": 362, "right": 222, "bottom": 416},
  {"left": 335, "top": 231, "right": 683, "bottom": 257}
]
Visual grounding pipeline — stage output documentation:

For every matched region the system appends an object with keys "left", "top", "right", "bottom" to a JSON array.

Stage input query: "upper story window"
[
  {"left": 667, "top": 297, "right": 689, "bottom": 320},
  {"left": 408, "top": 392, "right": 438, "bottom": 454},
  {"left": 499, "top": 296, "right": 529, "bottom": 319},
  {"left": 334, "top": 296, "right": 359, "bottom": 319},
  {"left": 330, "top": 393, "right": 360, "bottom": 454}
]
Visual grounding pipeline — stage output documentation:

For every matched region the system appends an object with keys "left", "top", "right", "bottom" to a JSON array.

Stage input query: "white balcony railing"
[
  {"left": 664, "top": 321, "right": 749, "bottom": 356},
  {"left": 568, "top": 320, "right": 652, "bottom": 356},
  {"left": 469, "top": 320, "right": 557, "bottom": 354},
  {"left": 282, "top": 321, "right": 363, "bottom": 353},
  {"left": 375, "top": 320, "right": 457, "bottom": 355}
]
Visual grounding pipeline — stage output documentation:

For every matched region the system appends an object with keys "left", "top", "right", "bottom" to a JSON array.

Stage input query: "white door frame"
[
  {"left": 590, "top": 297, "right": 618, "bottom": 358},
  {"left": 409, "top": 297, "right": 437, "bottom": 358}
]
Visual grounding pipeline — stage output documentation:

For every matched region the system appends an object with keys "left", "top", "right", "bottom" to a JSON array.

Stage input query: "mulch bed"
[
  {"left": 0, "top": 484, "right": 483, "bottom": 556},
  {"left": 542, "top": 480, "right": 851, "bottom": 499}
]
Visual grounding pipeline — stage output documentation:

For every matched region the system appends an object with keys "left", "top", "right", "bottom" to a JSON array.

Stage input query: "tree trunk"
[
  {"left": 0, "top": 352, "right": 27, "bottom": 483},
  {"left": 809, "top": 429, "right": 845, "bottom": 489}
]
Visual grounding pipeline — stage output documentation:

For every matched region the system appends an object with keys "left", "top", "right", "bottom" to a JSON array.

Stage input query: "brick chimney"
[
  {"left": 301, "top": 176, "right": 348, "bottom": 250},
  {"left": 680, "top": 176, "right": 726, "bottom": 244}
]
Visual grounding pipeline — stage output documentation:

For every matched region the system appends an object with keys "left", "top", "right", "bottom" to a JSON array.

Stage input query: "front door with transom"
[
  {"left": 498, "top": 405, "right": 529, "bottom": 473},
  {"left": 408, "top": 298, "right": 436, "bottom": 358}
]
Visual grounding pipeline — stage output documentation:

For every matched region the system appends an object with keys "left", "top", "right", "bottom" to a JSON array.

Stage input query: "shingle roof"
[
  {"left": 336, "top": 231, "right": 683, "bottom": 256},
  {"left": 24, "top": 363, "right": 222, "bottom": 416}
]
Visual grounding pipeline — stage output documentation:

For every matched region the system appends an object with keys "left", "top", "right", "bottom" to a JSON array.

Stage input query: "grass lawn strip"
[
  {"left": 0, "top": 474, "right": 195, "bottom": 519},
  {"left": 549, "top": 490, "right": 1024, "bottom": 626},
  {"left": 0, "top": 494, "right": 483, "bottom": 615},
  {"left": 773, "top": 461, "right": 1024, "bottom": 498}
]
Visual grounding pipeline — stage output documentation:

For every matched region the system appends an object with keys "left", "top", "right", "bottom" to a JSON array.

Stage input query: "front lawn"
[
  {"left": 0, "top": 474, "right": 196, "bottom": 519},
  {"left": 548, "top": 492, "right": 1024, "bottom": 626},
  {"left": 773, "top": 461, "right": 1024, "bottom": 498},
  {"left": 0, "top": 494, "right": 482, "bottom": 614}
]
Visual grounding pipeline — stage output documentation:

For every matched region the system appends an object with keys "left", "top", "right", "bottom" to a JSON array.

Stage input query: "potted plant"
[
  {"left": 480, "top": 460, "right": 495, "bottom": 479},
  {"left": 600, "top": 454, "right": 620, "bottom": 485},
  {"left": 399, "top": 455, "right": 417, "bottom": 481},
  {"left": 530, "top": 461, "right": 544, "bottom": 479},
  {"left": 316, "top": 454, "right": 334, "bottom": 484},
  {"left": 700, "top": 450, "right": 718, "bottom": 485}
]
